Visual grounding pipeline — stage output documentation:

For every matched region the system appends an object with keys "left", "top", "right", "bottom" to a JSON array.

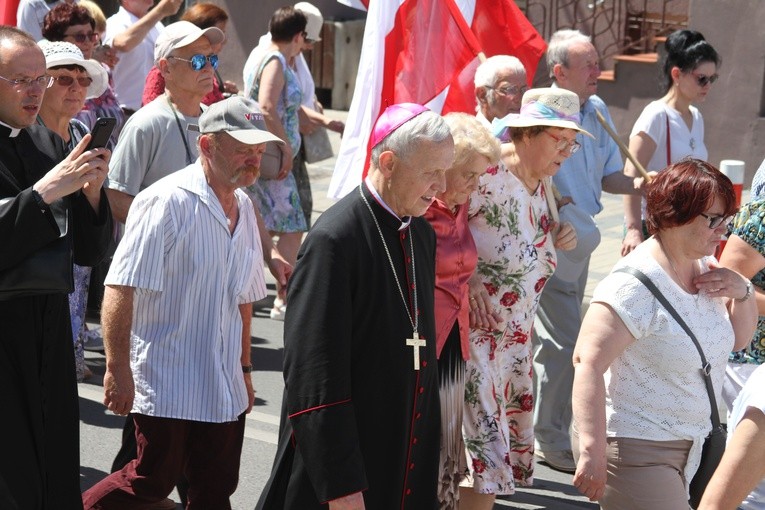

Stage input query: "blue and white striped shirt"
[{"left": 106, "top": 163, "right": 266, "bottom": 422}]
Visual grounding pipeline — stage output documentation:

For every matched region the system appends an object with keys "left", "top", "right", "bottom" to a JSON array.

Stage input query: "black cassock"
[
  {"left": 0, "top": 124, "right": 112, "bottom": 510},
  {"left": 257, "top": 184, "right": 441, "bottom": 510}
]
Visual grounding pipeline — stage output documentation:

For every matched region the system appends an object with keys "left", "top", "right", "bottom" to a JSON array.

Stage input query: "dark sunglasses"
[
  {"left": 64, "top": 32, "right": 100, "bottom": 43},
  {"left": 49, "top": 75, "right": 93, "bottom": 88},
  {"left": 699, "top": 212, "right": 733, "bottom": 229},
  {"left": 168, "top": 54, "right": 219, "bottom": 71},
  {"left": 693, "top": 72, "right": 719, "bottom": 87}
]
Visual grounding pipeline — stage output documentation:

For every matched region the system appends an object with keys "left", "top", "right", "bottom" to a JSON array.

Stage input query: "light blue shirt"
[{"left": 551, "top": 94, "right": 622, "bottom": 216}]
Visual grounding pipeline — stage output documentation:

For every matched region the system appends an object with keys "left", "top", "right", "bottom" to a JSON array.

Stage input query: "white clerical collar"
[
  {"left": 0, "top": 120, "right": 21, "bottom": 138},
  {"left": 364, "top": 177, "right": 412, "bottom": 230}
]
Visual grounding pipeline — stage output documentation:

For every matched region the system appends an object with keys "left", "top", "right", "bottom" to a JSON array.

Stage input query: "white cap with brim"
[
  {"left": 294, "top": 2, "right": 323, "bottom": 41},
  {"left": 554, "top": 203, "right": 601, "bottom": 282},
  {"left": 38, "top": 40, "right": 108, "bottom": 99},
  {"left": 154, "top": 21, "right": 226, "bottom": 63},
  {"left": 199, "top": 96, "right": 285, "bottom": 146},
  {"left": 492, "top": 87, "right": 594, "bottom": 139}
]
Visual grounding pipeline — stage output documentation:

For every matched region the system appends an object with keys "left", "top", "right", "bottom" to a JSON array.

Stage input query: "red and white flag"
[
  {"left": 328, "top": 0, "right": 546, "bottom": 200},
  {"left": 2, "top": 0, "right": 20, "bottom": 26}
]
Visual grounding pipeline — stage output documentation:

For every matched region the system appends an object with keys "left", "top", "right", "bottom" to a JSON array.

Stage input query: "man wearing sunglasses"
[{"left": 531, "top": 29, "right": 652, "bottom": 475}]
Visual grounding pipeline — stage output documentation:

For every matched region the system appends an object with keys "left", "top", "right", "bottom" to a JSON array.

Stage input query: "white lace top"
[{"left": 591, "top": 242, "right": 733, "bottom": 484}]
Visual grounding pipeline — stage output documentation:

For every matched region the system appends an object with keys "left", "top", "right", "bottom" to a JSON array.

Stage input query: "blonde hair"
[
  {"left": 77, "top": 0, "right": 107, "bottom": 34},
  {"left": 443, "top": 112, "right": 500, "bottom": 169}
]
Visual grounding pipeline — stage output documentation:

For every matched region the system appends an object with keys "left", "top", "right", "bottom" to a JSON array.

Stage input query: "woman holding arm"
[
  {"left": 622, "top": 30, "right": 720, "bottom": 255},
  {"left": 573, "top": 159, "right": 757, "bottom": 509},
  {"left": 246, "top": 6, "right": 307, "bottom": 320}
]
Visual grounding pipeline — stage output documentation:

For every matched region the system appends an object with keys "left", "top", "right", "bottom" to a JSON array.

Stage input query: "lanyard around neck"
[{"left": 166, "top": 95, "right": 194, "bottom": 165}]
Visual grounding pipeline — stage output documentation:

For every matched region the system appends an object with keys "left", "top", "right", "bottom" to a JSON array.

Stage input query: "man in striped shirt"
[{"left": 82, "top": 97, "right": 282, "bottom": 508}]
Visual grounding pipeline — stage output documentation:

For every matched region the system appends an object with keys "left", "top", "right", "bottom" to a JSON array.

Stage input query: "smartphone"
[{"left": 86, "top": 117, "right": 117, "bottom": 151}]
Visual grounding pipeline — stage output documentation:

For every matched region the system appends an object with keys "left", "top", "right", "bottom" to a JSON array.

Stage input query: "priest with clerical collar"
[{"left": 257, "top": 103, "right": 455, "bottom": 510}]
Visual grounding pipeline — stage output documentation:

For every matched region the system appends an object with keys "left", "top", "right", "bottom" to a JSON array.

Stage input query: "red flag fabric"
[
  {"left": 1, "top": 0, "right": 20, "bottom": 26},
  {"left": 441, "top": 0, "right": 547, "bottom": 114}
]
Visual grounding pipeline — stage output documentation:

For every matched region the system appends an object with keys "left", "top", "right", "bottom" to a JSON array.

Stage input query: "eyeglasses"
[
  {"left": 693, "top": 72, "right": 719, "bottom": 87},
  {"left": 64, "top": 32, "right": 100, "bottom": 43},
  {"left": 0, "top": 74, "right": 53, "bottom": 89},
  {"left": 699, "top": 212, "right": 733, "bottom": 229},
  {"left": 543, "top": 130, "right": 581, "bottom": 155},
  {"left": 49, "top": 75, "right": 93, "bottom": 88},
  {"left": 167, "top": 54, "right": 218, "bottom": 71},
  {"left": 492, "top": 83, "right": 528, "bottom": 97}
]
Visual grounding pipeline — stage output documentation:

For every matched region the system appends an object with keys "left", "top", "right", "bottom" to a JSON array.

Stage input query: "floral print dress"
[{"left": 463, "top": 162, "right": 556, "bottom": 494}]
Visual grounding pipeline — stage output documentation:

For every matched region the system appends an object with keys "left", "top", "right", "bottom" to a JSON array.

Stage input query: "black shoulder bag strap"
[{"left": 615, "top": 266, "right": 722, "bottom": 432}]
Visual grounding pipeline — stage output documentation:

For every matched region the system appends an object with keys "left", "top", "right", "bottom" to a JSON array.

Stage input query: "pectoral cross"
[{"left": 406, "top": 332, "right": 426, "bottom": 371}]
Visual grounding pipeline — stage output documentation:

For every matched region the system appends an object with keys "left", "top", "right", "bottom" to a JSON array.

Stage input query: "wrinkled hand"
[
  {"left": 243, "top": 374, "right": 255, "bottom": 414},
  {"left": 223, "top": 80, "right": 239, "bottom": 94},
  {"left": 573, "top": 451, "right": 607, "bottom": 502},
  {"left": 620, "top": 227, "right": 644, "bottom": 256},
  {"left": 93, "top": 44, "right": 119, "bottom": 68},
  {"left": 277, "top": 145, "right": 293, "bottom": 180},
  {"left": 267, "top": 253, "right": 293, "bottom": 291},
  {"left": 155, "top": 0, "right": 183, "bottom": 17},
  {"left": 553, "top": 221, "right": 577, "bottom": 251},
  {"left": 34, "top": 134, "right": 110, "bottom": 204},
  {"left": 467, "top": 274, "right": 503, "bottom": 331},
  {"left": 693, "top": 261, "right": 751, "bottom": 300},
  {"left": 328, "top": 492, "right": 365, "bottom": 510},
  {"left": 103, "top": 364, "right": 134, "bottom": 416},
  {"left": 327, "top": 119, "right": 345, "bottom": 135}
]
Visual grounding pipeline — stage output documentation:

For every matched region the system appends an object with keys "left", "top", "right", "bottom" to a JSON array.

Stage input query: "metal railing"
[{"left": 519, "top": 0, "right": 688, "bottom": 68}]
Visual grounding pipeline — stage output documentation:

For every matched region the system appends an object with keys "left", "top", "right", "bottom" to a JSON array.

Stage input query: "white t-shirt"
[
  {"left": 728, "top": 364, "right": 765, "bottom": 508},
  {"left": 591, "top": 241, "right": 734, "bottom": 483},
  {"left": 106, "top": 163, "right": 266, "bottom": 422},
  {"left": 105, "top": 6, "right": 163, "bottom": 110}
]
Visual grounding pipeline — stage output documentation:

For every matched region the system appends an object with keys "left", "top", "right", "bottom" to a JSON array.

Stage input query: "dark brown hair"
[
  {"left": 181, "top": 3, "right": 228, "bottom": 30},
  {"left": 269, "top": 6, "right": 307, "bottom": 43},
  {"left": 42, "top": 3, "right": 95, "bottom": 42},
  {"left": 645, "top": 158, "right": 736, "bottom": 234}
]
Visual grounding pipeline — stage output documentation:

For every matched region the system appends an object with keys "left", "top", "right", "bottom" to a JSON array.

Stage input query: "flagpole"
[{"left": 594, "top": 110, "right": 652, "bottom": 182}]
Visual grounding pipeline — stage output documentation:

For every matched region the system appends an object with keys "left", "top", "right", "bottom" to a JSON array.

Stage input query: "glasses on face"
[
  {"left": 543, "top": 130, "right": 581, "bottom": 155},
  {"left": 692, "top": 72, "right": 719, "bottom": 87},
  {"left": 64, "top": 32, "right": 100, "bottom": 43},
  {"left": 699, "top": 212, "right": 733, "bottom": 229},
  {"left": 49, "top": 75, "right": 93, "bottom": 88},
  {"left": 167, "top": 54, "right": 219, "bottom": 71},
  {"left": 493, "top": 83, "right": 528, "bottom": 97},
  {"left": 0, "top": 74, "right": 53, "bottom": 90}
]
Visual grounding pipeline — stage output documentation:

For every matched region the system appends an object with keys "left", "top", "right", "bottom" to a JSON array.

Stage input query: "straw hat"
[
  {"left": 38, "top": 41, "right": 108, "bottom": 99},
  {"left": 491, "top": 87, "right": 593, "bottom": 138}
]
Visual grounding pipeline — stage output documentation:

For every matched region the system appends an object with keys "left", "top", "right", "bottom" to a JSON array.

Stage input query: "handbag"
[
  {"left": 260, "top": 142, "right": 283, "bottom": 180},
  {"left": 0, "top": 197, "right": 73, "bottom": 300},
  {"left": 302, "top": 126, "right": 333, "bottom": 163},
  {"left": 615, "top": 266, "right": 726, "bottom": 509}
]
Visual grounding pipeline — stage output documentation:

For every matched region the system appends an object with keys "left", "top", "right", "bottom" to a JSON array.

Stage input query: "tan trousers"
[{"left": 575, "top": 433, "right": 692, "bottom": 510}]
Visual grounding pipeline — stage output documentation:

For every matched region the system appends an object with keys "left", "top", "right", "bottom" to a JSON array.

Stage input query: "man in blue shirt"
[{"left": 533, "top": 29, "right": 649, "bottom": 473}]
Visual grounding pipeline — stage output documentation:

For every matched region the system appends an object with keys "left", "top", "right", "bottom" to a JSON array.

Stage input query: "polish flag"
[{"left": 328, "top": 0, "right": 546, "bottom": 200}]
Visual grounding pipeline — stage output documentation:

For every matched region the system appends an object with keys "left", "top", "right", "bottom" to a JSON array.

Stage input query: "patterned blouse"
[{"left": 729, "top": 199, "right": 765, "bottom": 364}]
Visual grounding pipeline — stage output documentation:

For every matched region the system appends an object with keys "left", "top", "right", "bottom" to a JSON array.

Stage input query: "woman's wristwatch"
[{"left": 737, "top": 279, "right": 753, "bottom": 302}]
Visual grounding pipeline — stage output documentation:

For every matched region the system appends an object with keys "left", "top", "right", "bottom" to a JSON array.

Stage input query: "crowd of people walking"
[{"left": 2, "top": 0, "right": 765, "bottom": 509}]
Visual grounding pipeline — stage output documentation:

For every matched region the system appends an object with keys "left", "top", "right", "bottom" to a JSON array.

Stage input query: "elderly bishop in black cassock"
[{"left": 256, "top": 104, "right": 456, "bottom": 510}]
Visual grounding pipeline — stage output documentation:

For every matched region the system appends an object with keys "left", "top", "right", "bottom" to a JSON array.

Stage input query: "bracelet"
[
  {"left": 737, "top": 280, "right": 753, "bottom": 302},
  {"left": 242, "top": 365, "right": 254, "bottom": 373}
]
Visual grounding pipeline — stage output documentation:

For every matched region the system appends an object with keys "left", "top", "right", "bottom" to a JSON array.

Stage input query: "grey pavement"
[{"left": 78, "top": 109, "right": 624, "bottom": 508}]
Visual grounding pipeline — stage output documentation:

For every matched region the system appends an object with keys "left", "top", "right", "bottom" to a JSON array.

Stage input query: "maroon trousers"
[{"left": 82, "top": 413, "right": 245, "bottom": 510}]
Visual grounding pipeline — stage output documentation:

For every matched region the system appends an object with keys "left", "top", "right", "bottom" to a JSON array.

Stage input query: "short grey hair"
[
  {"left": 370, "top": 111, "right": 452, "bottom": 168},
  {"left": 474, "top": 55, "right": 526, "bottom": 88},
  {"left": 546, "top": 29, "right": 592, "bottom": 77}
]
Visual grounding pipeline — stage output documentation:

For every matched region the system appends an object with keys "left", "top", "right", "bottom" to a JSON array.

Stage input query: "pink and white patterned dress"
[{"left": 463, "top": 161, "right": 556, "bottom": 495}]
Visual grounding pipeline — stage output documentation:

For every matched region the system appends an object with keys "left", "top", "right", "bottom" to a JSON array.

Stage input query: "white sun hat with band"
[
  {"left": 491, "top": 87, "right": 594, "bottom": 139},
  {"left": 38, "top": 40, "right": 108, "bottom": 99}
]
